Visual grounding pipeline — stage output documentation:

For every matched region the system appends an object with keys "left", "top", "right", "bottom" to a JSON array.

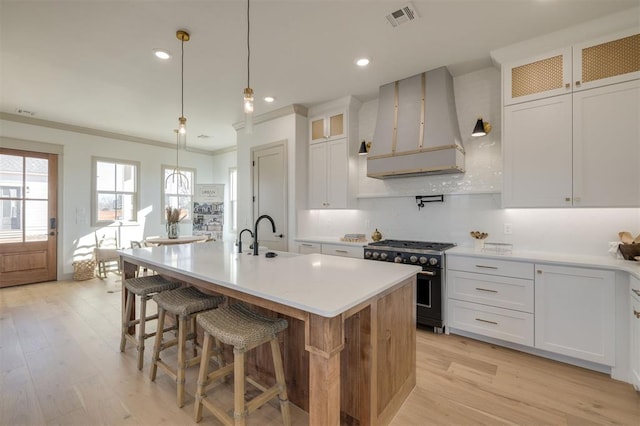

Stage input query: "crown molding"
[
  {"left": 0, "top": 112, "right": 223, "bottom": 156},
  {"left": 232, "top": 104, "right": 308, "bottom": 131}
]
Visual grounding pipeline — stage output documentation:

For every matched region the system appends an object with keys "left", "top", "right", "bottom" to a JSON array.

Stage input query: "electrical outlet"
[{"left": 504, "top": 223, "right": 513, "bottom": 234}]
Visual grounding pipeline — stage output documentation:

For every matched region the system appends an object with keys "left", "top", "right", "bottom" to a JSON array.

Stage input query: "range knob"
[
  {"left": 380, "top": 253, "right": 388, "bottom": 260},
  {"left": 428, "top": 257, "right": 438, "bottom": 266},
  {"left": 364, "top": 251, "right": 372, "bottom": 258},
  {"left": 419, "top": 257, "right": 428, "bottom": 264},
  {"left": 372, "top": 252, "right": 380, "bottom": 259},
  {"left": 409, "top": 255, "right": 418, "bottom": 263},
  {"left": 394, "top": 256, "right": 403, "bottom": 263}
]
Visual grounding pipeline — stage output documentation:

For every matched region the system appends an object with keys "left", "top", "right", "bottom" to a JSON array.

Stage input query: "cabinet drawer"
[
  {"left": 297, "top": 242, "right": 321, "bottom": 254},
  {"left": 447, "top": 255, "right": 534, "bottom": 279},
  {"left": 448, "top": 299, "right": 534, "bottom": 346},
  {"left": 448, "top": 270, "right": 534, "bottom": 313},
  {"left": 321, "top": 243, "right": 363, "bottom": 259}
]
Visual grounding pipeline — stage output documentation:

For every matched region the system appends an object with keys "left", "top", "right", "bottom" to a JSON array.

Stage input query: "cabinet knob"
[
  {"left": 565, "top": 83, "right": 570, "bottom": 89},
  {"left": 575, "top": 81, "right": 581, "bottom": 86},
  {"left": 565, "top": 197, "right": 571, "bottom": 202},
  {"left": 634, "top": 309, "right": 640, "bottom": 319},
  {"left": 537, "top": 270, "right": 542, "bottom": 274}
]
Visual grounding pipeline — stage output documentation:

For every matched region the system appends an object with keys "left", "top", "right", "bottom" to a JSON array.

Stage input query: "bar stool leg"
[
  {"left": 136, "top": 295, "right": 147, "bottom": 370},
  {"left": 191, "top": 315, "right": 198, "bottom": 358},
  {"left": 270, "top": 338, "right": 291, "bottom": 426},
  {"left": 150, "top": 307, "right": 166, "bottom": 381},
  {"left": 194, "top": 332, "right": 212, "bottom": 423},
  {"left": 234, "top": 349, "right": 246, "bottom": 426},
  {"left": 120, "top": 290, "right": 133, "bottom": 352},
  {"left": 177, "top": 316, "right": 188, "bottom": 408}
]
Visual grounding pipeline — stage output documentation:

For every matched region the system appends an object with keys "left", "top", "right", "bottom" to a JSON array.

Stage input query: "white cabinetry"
[
  {"left": 296, "top": 241, "right": 363, "bottom": 259},
  {"left": 320, "top": 243, "right": 363, "bottom": 259},
  {"left": 296, "top": 242, "right": 321, "bottom": 254},
  {"left": 308, "top": 139, "right": 348, "bottom": 208},
  {"left": 447, "top": 256, "right": 535, "bottom": 346},
  {"left": 534, "top": 264, "right": 615, "bottom": 366},
  {"left": 630, "top": 276, "right": 640, "bottom": 390},
  {"left": 502, "top": 29, "right": 640, "bottom": 208},
  {"left": 309, "top": 109, "right": 345, "bottom": 143},
  {"left": 307, "top": 97, "right": 360, "bottom": 209}
]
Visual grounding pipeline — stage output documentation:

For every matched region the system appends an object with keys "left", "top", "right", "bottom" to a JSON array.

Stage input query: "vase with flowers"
[{"left": 166, "top": 207, "right": 186, "bottom": 239}]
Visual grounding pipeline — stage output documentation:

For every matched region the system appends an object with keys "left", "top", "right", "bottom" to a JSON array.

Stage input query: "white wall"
[
  {"left": 234, "top": 109, "right": 307, "bottom": 251},
  {"left": 298, "top": 68, "right": 640, "bottom": 256},
  {"left": 1, "top": 119, "right": 219, "bottom": 278}
]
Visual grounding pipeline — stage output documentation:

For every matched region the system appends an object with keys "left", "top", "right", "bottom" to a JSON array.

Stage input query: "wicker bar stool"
[
  {"left": 150, "top": 286, "right": 225, "bottom": 408},
  {"left": 120, "top": 275, "right": 182, "bottom": 370},
  {"left": 194, "top": 303, "right": 291, "bottom": 426}
]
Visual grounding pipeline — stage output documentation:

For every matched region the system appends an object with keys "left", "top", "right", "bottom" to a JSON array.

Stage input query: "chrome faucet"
[
  {"left": 253, "top": 214, "right": 276, "bottom": 256},
  {"left": 236, "top": 228, "right": 253, "bottom": 254}
]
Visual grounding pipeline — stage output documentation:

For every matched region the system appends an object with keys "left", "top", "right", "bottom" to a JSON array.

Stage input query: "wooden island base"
[{"left": 122, "top": 254, "right": 416, "bottom": 426}]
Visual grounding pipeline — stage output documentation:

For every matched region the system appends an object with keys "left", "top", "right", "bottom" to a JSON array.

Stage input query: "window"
[
  {"left": 162, "top": 165, "right": 195, "bottom": 222},
  {"left": 229, "top": 167, "right": 237, "bottom": 231},
  {"left": 92, "top": 158, "right": 139, "bottom": 225}
]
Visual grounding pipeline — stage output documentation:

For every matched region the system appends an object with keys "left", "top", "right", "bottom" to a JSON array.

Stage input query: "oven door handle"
[{"left": 418, "top": 270, "right": 436, "bottom": 276}]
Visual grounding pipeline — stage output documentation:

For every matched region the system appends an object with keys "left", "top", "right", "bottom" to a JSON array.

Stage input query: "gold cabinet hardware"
[
  {"left": 565, "top": 83, "right": 570, "bottom": 88},
  {"left": 475, "top": 318, "right": 498, "bottom": 325},
  {"left": 475, "top": 287, "right": 498, "bottom": 293},
  {"left": 335, "top": 250, "right": 348, "bottom": 254},
  {"left": 576, "top": 81, "right": 581, "bottom": 86},
  {"left": 634, "top": 309, "right": 640, "bottom": 319},
  {"left": 565, "top": 197, "right": 571, "bottom": 202},
  {"left": 537, "top": 270, "right": 542, "bottom": 274}
]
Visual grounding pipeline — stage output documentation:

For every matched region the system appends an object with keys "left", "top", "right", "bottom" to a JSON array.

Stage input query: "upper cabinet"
[
  {"left": 504, "top": 47, "right": 572, "bottom": 105},
  {"left": 307, "top": 96, "right": 361, "bottom": 209},
  {"left": 504, "top": 29, "right": 640, "bottom": 106},
  {"left": 309, "top": 110, "right": 346, "bottom": 144},
  {"left": 502, "top": 29, "right": 640, "bottom": 208}
]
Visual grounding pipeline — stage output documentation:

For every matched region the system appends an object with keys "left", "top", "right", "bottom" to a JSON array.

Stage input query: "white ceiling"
[{"left": 2, "top": 0, "right": 639, "bottom": 152}]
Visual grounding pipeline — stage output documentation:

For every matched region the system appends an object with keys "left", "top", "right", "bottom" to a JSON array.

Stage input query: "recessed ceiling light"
[
  {"left": 355, "top": 57, "right": 370, "bottom": 67},
  {"left": 264, "top": 96, "right": 275, "bottom": 103},
  {"left": 153, "top": 49, "right": 171, "bottom": 60}
]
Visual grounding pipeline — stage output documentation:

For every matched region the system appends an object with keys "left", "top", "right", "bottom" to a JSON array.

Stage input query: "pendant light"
[
  {"left": 243, "top": 0, "right": 254, "bottom": 133},
  {"left": 165, "top": 30, "right": 191, "bottom": 194},
  {"left": 177, "top": 30, "right": 189, "bottom": 148},
  {"left": 471, "top": 117, "right": 491, "bottom": 137}
]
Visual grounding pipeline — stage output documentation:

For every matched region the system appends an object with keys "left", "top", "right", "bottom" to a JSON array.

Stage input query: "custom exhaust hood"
[{"left": 367, "top": 66, "right": 464, "bottom": 179}]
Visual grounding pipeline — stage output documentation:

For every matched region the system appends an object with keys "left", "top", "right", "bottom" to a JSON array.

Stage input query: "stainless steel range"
[{"left": 364, "top": 239, "right": 455, "bottom": 332}]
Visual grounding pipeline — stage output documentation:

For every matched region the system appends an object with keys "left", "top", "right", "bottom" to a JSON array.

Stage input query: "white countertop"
[
  {"left": 447, "top": 246, "right": 640, "bottom": 279},
  {"left": 119, "top": 241, "right": 420, "bottom": 318}
]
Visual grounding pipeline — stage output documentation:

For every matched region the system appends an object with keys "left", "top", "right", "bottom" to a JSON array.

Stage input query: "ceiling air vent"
[{"left": 386, "top": 2, "right": 419, "bottom": 27}]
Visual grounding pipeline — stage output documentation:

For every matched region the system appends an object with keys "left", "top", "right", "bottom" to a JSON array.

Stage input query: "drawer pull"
[
  {"left": 475, "top": 287, "right": 498, "bottom": 293},
  {"left": 475, "top": 318, "right": 498, "bottom": 325},
  {"left": 335, "top": 250, "right": 348, "bottom": 254},
  {"left": 632, "top": 289, "right": 640, "bottom": 297},
  {"left": 634, "top": 309, "right": 640, "bottom": 319},
  {"left": 302, "top": 243, "right": 313, "bottom": 247},
  {"left": 475, "top": 265, "right": 498, "bottom": 269},
  {"left": 419, "top": 270, "right": 436, "bottom": 276}
]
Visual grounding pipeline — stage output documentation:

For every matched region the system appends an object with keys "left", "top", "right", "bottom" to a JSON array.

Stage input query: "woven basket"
[{"left": 73, "top": 259, "right": 96, "bottom": 280}]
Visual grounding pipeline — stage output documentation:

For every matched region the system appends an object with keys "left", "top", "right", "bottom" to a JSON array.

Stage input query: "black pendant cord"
[{"left": 247, "top": 0, "right": 250, "bottom": 88}]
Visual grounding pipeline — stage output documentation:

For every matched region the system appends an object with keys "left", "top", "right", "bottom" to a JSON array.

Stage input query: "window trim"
[
  {"left": 161, "top": 164, "right": 196, "bottom": 224},
  {"left": 91, "top": 156, "right": 140, "bottom": 226}
]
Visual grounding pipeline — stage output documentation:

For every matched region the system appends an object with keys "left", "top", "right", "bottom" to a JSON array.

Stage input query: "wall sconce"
[
  {"left": 471, "top": 117, "right": 491, "bottom": 137},
  {"left": 359, "top": 140, "right": 371, "bottom": 155}
]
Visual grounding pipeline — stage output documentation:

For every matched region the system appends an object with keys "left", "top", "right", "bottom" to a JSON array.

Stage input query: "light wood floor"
[{"left": 1, "top": 275, "right": 638, "bottom": 425}]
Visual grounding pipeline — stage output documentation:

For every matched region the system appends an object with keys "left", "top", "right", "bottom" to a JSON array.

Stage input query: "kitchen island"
[{"left": 119, "top": 241, "right": 421, "bottom": 425}]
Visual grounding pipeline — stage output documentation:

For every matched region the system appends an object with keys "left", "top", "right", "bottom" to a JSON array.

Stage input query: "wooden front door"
[{"left": 0, "top": 148, "right": 58, "bottom": 287}]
